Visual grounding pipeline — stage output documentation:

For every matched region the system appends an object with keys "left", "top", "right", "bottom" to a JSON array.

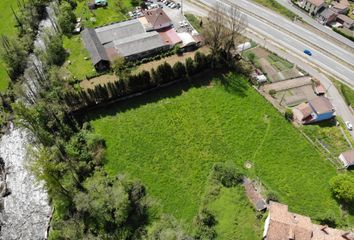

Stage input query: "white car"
[{"left": 345, "top": 121, "right": 352, "bottom": 131}]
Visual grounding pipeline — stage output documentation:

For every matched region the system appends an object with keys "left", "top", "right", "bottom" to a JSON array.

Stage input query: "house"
[
  {"left": 337, "top": 14, "right": 354, "bottom": 29},
  {"left": 293, "top": 96, "right": 335, "bottom": 124},
  {"left": 317, "top": 8, "right": 338, "bottom": 25},
  {"left": 339, "top": 150, "right": 354, "bottom": 169},
  {"left": 332, "top": 0, "right": 350, "bottom": 14},
  {"left": 301, "top": 0, "right": 325, "bottom": 14},
  {"left": 81, "top": 10, "right": 180, "bottom": 69},
  {"left": 263, "top": 201, "right": 354, "bottom": 240},
  {"left": 143, "top": 8, "right": 173, "bottom": 31},
  {"left": 81, "top": 28, "right": 110, "bottom": 71},
  {"left": 243, "top": 178, "right": 267, "bottom": 211}
]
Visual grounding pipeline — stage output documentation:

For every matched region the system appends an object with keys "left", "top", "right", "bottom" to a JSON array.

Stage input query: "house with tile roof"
[{"left": 263, "top": 201, "right": 354, "bottom": 240}]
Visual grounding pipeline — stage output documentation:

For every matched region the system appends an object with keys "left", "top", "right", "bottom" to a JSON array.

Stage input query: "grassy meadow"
[
  {"left": 90, "top": 73, "right": 344, "bottom": 228},
  {"left": 208, "top": 186, "right": 262, "bottom": 239},
  {"left": 0, "top": 0, "right": 19, "bottom": 91}
]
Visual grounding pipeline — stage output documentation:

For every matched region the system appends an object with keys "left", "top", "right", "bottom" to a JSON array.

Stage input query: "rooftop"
[
  {"left": 143, "top": 8, "right": 172, "bottom": 30},
  {"left": 309, "top": 96, "right": 334, "bottom": 115},
  {"left": 113, "top": 31, "right": 166, "bottom": 57},
  {"left": 265, "top": 202, "right": 354, "bottom": 240},
  {"left": 337, "top": 14, "right": 354, "bottom": 24},
  {"left": 307, "top": 0, "right": 325, "bottom": 7},
  {"left": 339, "top": 149, "right": 354, "bottom": 167},
  {"left": 81, "top": 28, "right": 109, "bottom": 65},
  {"left": 95, "top": 19, "right": 146, "bottom": 45}
]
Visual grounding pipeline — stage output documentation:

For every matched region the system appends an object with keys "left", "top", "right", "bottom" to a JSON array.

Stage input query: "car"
[
  {"left": 304, "top": 49, "right": 312, "bottom": 56},
  {"left": 345, "top": 121, "right": 352, "bottom": 131}
]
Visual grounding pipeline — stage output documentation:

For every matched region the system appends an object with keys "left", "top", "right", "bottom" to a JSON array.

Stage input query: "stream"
[{"left": 0, "top": 5, "right": 57, "bottom": 240}]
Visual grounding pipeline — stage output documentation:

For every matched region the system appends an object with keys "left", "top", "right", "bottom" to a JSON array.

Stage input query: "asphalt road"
[
  {"left": 193, "top": 0, "right": 354, "bottom": 87},
  {"left": 183, "top": 0, "right": 354, "bottom": 139},
  {"left": 275, "top": 0, "right": 354, "bottom": 49}
]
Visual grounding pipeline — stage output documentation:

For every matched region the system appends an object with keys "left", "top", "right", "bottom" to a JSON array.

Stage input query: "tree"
[
  {"left": 112, "top": 55, "right": 131, "bottom": 79},
  {"left": 330, "top": 174, "right": 354, "bottom": 204},
  {"left": 172, "top": 62, "right": 186, "bottom": 79},
  {"left": 194, "top": 51, "right": 208, "bottom": 71},
  {"left": 115, "top": 0, "right": 128, "bottom": 15},
  {"left": 0, "top": 36, "right": 28, "bottom": 81},
  {"left": 203, "top": 3, "right": 247, "bottom": 66},
  {"left": 212, "top": 162, "right": 243, "bottom": 187},
  {"left": 58, "top": 2, "right": 76, "bottom": 35},
  {"left": 185, "top": 57, "right": 196, "bottom": 77},
  {"left": 44, "top": 34, "right": 67, "bottom": 66},
  {"left": 147, "top": 215, "right": 192, "bottom": 240}
]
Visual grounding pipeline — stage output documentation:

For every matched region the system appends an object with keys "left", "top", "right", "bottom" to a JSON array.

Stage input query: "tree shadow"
[
  {"left": 219, "top": 73, "right": 249, "bottom": 97},
  {"left": 80, "top": 70, "right": 224, "bottom": 123}
]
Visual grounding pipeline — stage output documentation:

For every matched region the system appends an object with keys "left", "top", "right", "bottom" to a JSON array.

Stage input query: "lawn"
[
  {"left": 208, "top": 186, "right": 262, "bottom": 239},
  {"left": 75, "top": 0, "right": 132, "bottom": 28},
  {"left": 63, "top": 36, "right": 95, "bottom": 80},
  {"left": 91, "top": 74, "right": 342, "bottom": 227},
  {"left": 251, "top": 0, "right": 296, "bottom": 20},
  {"left": 0, "top": 0, "right": 19, "bottom": 92}
]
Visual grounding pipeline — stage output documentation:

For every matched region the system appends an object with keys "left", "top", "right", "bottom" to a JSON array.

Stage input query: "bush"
[
  {"left": 266, "top": 190, "right": 280, "bottom": 203},
  {"left": 284, "top": 108, "right": 293, "bottom": 121},
  {"left": 194, "top": 208, "right": 217, "bottom": 240},
  {"left": 58, "top": 2, "right": 76, "bottom": 35},
  {"left": 316, "top": 210, "right": 338, "bottom": 228},
  {"left": 329, "top": 174, "right": 354, "bottom": 204},
  {"left": 212, "top": 162, "right": 243, "bottom": 187},
  {"left": 269, "top": 89, "right": 276, "bottom": 97},
  {"left": 333, "top": 27, "right": 354, "bottom": 41},
  {"left": 248, "top": 52, "right": 256, "bottom": 64}
]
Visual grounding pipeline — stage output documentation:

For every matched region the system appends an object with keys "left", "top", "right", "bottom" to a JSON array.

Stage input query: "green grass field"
[
  {"left": 0, "top": 0, "right": 19, "bottom": 91},
  {"left": 208, "top": 186, "right": 262, "bottom": 239},
  {"left": 75, "top": 0, "right": 131, "bottom": 28},
  {"left": 91, "top": 74, "right": 343, "bottom": 227},
  {"left": 252, "top": 0, "right": 296, "bottom": 19},
  {"left": 63, "top": 36, "right": 95, "bottom": 79}
]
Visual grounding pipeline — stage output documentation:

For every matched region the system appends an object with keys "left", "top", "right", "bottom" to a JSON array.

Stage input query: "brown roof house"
[
  {"left": 332, "top": 0, "right": 350, "bottom": 14},
  {"left": 243, "top": 178, "right": 267, "bottom": 211},
  {"left": 339, "top": 149, "right": 354, "bottom": 169},
  {"left": 337, "top": 14, "right": 354, "bottom": 29},
  {"left": 301, "top": 0, "right": 325, "bottom": 14},
  {"left": 317, "top": 8, "right": 338, "bottom": 25},
  {"left": 263, "top": 201, "right": 354, "bottom": 240},
  {"left": 293, "top": 96, "right": 335, "bottom": 124},
  {"left": 143, "top": 8, "right": 173, "bottom": 31}
]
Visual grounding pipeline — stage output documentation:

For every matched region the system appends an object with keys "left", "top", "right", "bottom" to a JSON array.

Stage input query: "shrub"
[
  {"left": 269, "top": 89, "right": 276, "bottom": 97},
  {"left": 316, "top": 210, "right": 338, "bottom": 228},
  {"left": 248, "top": 52, "right": 256, "bottom": 64},
  {"left": 58, "top": 2, "right": 76, "bottom": 35},
  {"left": 266, "top": 190, "right": 280, "bottom": 203},
  {"left": 194, "top": 208, "right": 217, "bottom": 240},
  {"left": 212, "top": 162, "right": 243, "bottom": 187},
  {"left": 329, "top": 174, "right": 354, "bottom": 204},
  {"left": 284, "top": 108, "right": 293, "bottom": 121}
]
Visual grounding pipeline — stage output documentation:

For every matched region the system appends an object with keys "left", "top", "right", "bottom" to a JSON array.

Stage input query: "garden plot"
[{"left": 263, "top": 77, "right": 317, "bottom": 107}]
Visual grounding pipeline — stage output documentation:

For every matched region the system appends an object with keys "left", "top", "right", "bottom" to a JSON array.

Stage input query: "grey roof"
[
  {"left": 320, "top": 8, "right": 337, "bottom": 18},
  {"left": 95, "top": 19, "right": 146, "bottom": 45},
  {"left": 81, "top": 28, "right": 109, "bottom": 65},
  {"left": 113, "top": 31, "right": 166, "bottom": 57}
]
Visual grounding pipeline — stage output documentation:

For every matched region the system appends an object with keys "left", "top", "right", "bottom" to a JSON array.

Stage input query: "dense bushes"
[
  {"left": 333, "top": 27, "right": 354, "bottom": 42},
  {"left": 211, "top": 162, "right": 243, "bottom": 187}
]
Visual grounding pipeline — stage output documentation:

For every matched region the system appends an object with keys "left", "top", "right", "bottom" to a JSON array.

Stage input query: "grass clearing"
[
  {"left": 63, "top": 35, "right": 95, "bottom": 80},
  {"left": 0, "top": 0, "right": 19, "bottom": 92},
  {"left": 75, "top": 0, "right": 131, "bottom": 28},
  {"left": 185, "top": 14, "right": 203, "bottom": 33},
  {"left": 91, "top": 73, "right": 344, "bottom": 227},
  {"left": 208, "top": 186, "right": 262, "bottom": 239}
]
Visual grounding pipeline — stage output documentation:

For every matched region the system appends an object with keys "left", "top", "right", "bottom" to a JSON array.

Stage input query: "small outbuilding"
[{"left": 339, "top": 150, "right": 354, "bottom": 169}]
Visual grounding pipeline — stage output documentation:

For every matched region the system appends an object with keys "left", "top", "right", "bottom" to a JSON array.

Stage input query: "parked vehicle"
[
  {"left": 345, "top": 121, "right": 353, "bottom": 131},
  {"left": 304, "top": 49, "right": 312, "bottom": 56}
]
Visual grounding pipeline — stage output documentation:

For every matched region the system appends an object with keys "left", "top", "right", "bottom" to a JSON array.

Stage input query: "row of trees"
[{"left": 65, "top": 52, "right": 212, "bottom": 110}]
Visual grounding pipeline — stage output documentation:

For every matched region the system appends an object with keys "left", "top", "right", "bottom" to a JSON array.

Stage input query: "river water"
[{"left": 0, "top": 5, "right": 57, "bottom": 240}]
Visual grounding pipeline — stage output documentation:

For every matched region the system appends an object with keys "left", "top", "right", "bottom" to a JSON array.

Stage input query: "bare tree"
[{"left": 204, "top": 3, "right": 247, "bottom": 65}]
